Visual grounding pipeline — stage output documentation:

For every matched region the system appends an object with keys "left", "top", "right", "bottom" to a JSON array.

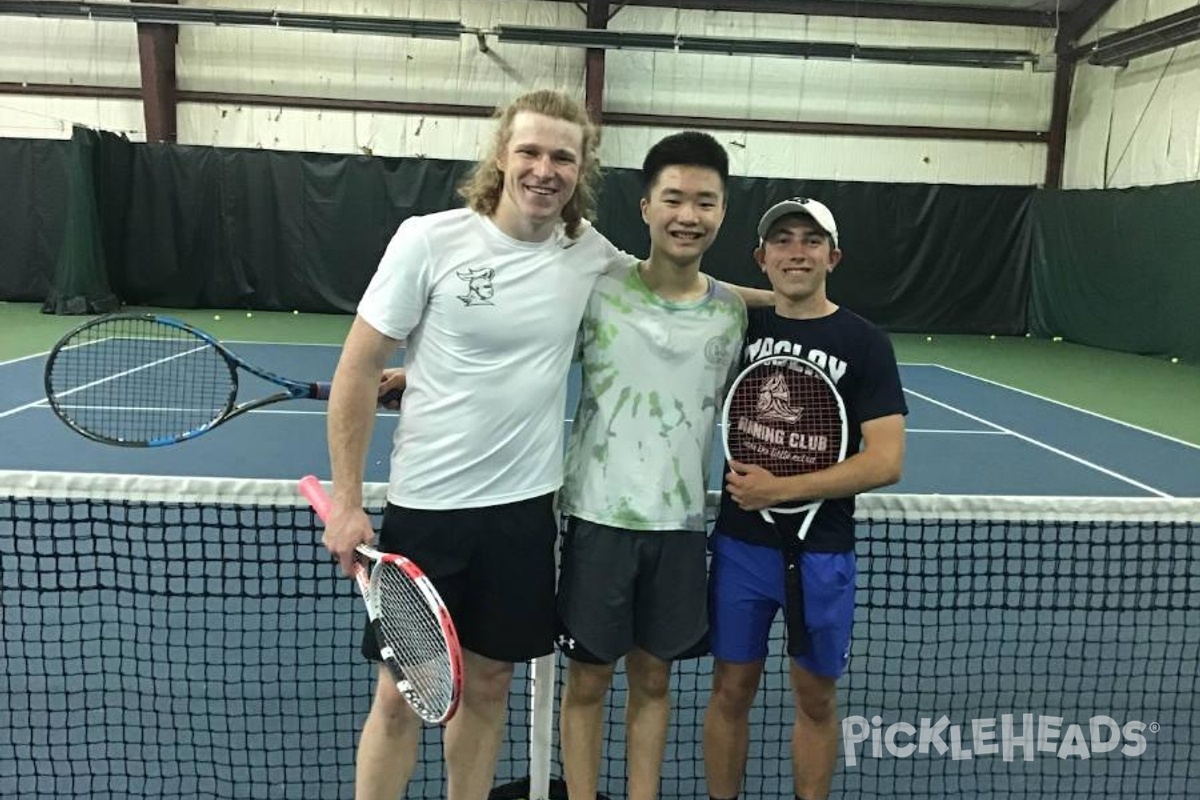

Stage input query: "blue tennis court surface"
[
  {"left": 3, "top": 341, "right": 1198, "bottom": 800},
  {"left": 2, "top": 341, "right": 1197, "bottom": 497}
]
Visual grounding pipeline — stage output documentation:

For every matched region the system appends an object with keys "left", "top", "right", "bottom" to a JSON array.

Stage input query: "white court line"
[
  {"left": 0, "top": 344, "right": 208, "bottom": 420},
  {"left": 0, "top": 350, "right": 50, "bottom": 367},
  {"left": 928, "top": 363, "right": 1200, "bottom": 452},
  {"left": 905, "top": 387, "right": 1173, "bottom": 498}
]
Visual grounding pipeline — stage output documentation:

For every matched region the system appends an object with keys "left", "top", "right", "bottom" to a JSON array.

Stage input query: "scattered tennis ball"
[
  {"left": 989, "top": 335, "right": 996, "bottom": 340},
  {"left": 925, "top": 336, "right": 933, "bottom": 342},
  {"left": 213, "top": 315, "right": 221, "bottom": 321},
  {"left": 1052, "top": 336, "right": 1063, "bottom": 342},
  {"left": 1025, "top": 333, "right": 1031, "bottom": 338},
  {"left": 293, "top": 310, "right": 300, "bottom": 315},
  {"left": 246, "top": 312, "right": 253, "bottom": 318},
  {"left": 1171, "top": 357, "right": 1180, "bottom": 364}
]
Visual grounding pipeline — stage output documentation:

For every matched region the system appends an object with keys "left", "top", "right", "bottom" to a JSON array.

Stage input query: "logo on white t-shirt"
[{"left": 456, "top": 267, "right": 496, "bottom": 306}]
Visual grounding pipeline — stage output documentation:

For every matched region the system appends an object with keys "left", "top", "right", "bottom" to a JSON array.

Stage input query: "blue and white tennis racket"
[{"left": 43, "top": 313, "right": 395, "bottom": 447}]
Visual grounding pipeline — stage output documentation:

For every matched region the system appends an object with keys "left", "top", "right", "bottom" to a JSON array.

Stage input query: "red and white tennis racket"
[
  {"left": 299, "top": 475, "right": 462, "bottom": 724},
  {"left": 721, "top": 355, "right": 848, "bottom": 655}
]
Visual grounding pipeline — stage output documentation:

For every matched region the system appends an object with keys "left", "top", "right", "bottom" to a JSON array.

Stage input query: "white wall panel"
[
  {"left": 602, "top": 126, "right": 1044, "bottom": 184},
  {"left": 0, "top": 95, "right": 144, "bottom": 140},
  {"left": 0, "top": 16, "right": 139, "bottom": 87},
  {"left": 603, "top": 8, "right": 1054, "bottom": 132},
  {"left": 179, "top": 103, "right": 497, "bottom": 159},
  {"left": 0, "top": 0, "right": 1055, "bottom": 184},
  {"left": 179, "top": 0, "right": 584, "bottom": 106},
  {"left": 1064, "top": 0, "right": 1200, "bottom": 187}
]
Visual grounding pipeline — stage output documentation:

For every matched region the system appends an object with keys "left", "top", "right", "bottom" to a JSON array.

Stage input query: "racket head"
[
  {"left": 43, "top": 314, "right": 237, "bottom": 447},
  {"left": 721, "top": 355, "right": 849, "bottom": 478},
  {"left": 362, "top": 550, "right": 463, "bottom": 724}
]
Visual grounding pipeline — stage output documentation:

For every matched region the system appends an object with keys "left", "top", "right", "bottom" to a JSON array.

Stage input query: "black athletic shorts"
[
  {"left": 556, "top": 517, "right": 708, "bottom": 664},
  {"left": 361, "top": 493, "right": 558, "bottom": 663}
]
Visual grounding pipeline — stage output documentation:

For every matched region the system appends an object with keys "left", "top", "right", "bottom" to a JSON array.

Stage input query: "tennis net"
[{"left": 2, "top": 471, "right": 1197, "bottom": 799}]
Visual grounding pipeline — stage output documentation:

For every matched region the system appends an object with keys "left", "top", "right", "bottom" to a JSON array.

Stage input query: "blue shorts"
[{"left": 708, "top": 531, "right": 856, "bottom": 678}]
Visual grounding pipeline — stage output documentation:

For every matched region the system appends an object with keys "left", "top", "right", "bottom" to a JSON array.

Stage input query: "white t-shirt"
[
  {"left": 559, "top": 263, "right": 747, "bottom": 531},
  {"left": 357, "top": 208, "right": 629, "bottom": 509}
]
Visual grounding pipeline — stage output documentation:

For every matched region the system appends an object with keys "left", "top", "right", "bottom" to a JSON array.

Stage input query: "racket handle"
[
  {"left": 313, "top": 382, "right": 332, "bottom": 400},
  {"left": 299, "top": 475, "right": 333, "bottom": 522},
  {"left": 379, "top": 388, "right": 403, "bottom": 406}
]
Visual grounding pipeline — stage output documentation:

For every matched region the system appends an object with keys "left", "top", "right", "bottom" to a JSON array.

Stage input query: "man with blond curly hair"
[{"left": 322, "top": 89, "right": 629, "bottom": 800}]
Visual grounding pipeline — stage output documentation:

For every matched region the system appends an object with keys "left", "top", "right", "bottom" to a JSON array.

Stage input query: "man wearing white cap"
[{"left": 703, "top": 197, "right": 908, "bottom": 800}]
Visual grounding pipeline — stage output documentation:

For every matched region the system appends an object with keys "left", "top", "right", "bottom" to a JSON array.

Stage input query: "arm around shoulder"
[{"left": 715, "top": 278, "right": 773, "bottom": 309}]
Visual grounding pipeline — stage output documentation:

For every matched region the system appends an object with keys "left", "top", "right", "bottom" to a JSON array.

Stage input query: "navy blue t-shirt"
[{"left": 716, "top": 306, "right": 908, "bottom": 552}]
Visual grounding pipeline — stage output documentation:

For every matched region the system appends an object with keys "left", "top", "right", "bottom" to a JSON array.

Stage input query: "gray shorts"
[{"left": 556, "top": 516, "right": 708, "bottom": 664}]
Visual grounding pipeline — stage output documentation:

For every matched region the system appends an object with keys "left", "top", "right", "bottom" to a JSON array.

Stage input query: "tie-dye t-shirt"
[{"left": 559, "top": 263, "right": 747, "bottom": 531}]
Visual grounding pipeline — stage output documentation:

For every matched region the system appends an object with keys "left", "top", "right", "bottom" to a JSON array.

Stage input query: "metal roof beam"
[
  {"left": 494, "top": 25, "right": 1038, "bottom": 69},
  {"left": 1072, "top": 5, "right": 1200, "bottom": 64},
  {"left": 0, "top": 1, "right": 466, "bottom": 38},
  {"left": 571, "top": 0, "right": 1056, "bottom": 29}
]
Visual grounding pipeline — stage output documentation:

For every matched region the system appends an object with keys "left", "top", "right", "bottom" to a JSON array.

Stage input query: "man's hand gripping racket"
[
  {"left": 721, "top": 355, "right": 849, "bottom": 655},
  {"left": 299, "top": 476, "right": 462, "bottom": 724}
]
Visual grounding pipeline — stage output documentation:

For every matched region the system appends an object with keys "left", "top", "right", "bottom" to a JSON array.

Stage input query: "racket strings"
[
  {"left": 373, "top": 564, "right": 455, "bottom": 718},
  {"left": 726, "top": 362, "right": 844, "bottom": 477},
  {"left": 47, "top": 317, "right": 234, "bottom": 443}
]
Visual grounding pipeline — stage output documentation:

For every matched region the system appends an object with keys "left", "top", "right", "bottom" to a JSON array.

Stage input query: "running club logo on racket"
[
  {"left": 725, "top": 357, "right": 842, "bottom": 477},
  {"left": 721, "top": 354, "right": 850, "bottom": 656}
]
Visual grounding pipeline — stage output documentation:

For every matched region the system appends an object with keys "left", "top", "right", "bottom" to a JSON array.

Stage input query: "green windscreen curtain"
[
  {"left": 41, "top": 126, "right": 130, "bottom": 315},
  {"left": 115, "top": 147, "right": 475, "bottom": 312},
  {"left": 13, "top": 133, "right": 1034, "bottom": 334},
  {"left": 598, "top": 173, "right": 1034, "bottom": 334},
  {"left": 0, "top": 138, "right": 69, "bottom": 302},
  {"left": 1030, "top": 183, "right": 1200, "bottom": 361}
]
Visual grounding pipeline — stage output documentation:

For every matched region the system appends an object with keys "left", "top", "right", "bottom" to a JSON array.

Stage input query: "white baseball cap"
[{"left": 757, "top": 197, "right": 839, "bottom": 249}]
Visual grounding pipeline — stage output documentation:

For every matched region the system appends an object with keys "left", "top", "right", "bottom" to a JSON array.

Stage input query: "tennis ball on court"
[
  {"left": 246, "top": 312, "right": 253, "bottom": 318},
  {"left": 925, "top": 336, "right": 933, "bottom": 342},
  {"left": 1052, "top": 336, "right": 1063, "bottom": 342},
  {"left": 213, "top": 315, "right": 221, "bottom": 321},
  {"left": 293, "top": 310, "right": 300, "bottom": 315},
  {"left": 989, "top": 335, "right": 996, "bottom": 340},
  {"left": 1171, "top": 357, "right": 1180, "bottom": 364}
]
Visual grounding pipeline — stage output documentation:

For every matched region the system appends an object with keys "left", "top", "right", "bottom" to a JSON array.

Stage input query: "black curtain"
[
  {"left": 0, "top": 138, "right": 69, "bottom": 302},
  {"left": 1030, "top": 182, "right": 1200, "bottom": 361},
  {"left": 14, "top": 135, "right": 1036, "bottom": 336},
  {"left": 599, "top": 172, "right": 1033, "bottom": 334},
  {"left": 41, "top": 127, "right": 127, "bottom": 314}
]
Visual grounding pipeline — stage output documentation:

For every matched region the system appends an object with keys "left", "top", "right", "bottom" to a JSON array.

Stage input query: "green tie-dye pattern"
[
  {"left": 561, "top": 268, "right": 747, "bottom": 530},
  {"left": 610, "top": 497, "right": 651, "bottom": 526},
  {"left": 656, "top": 456, "right": 692, "bottom": 510}
]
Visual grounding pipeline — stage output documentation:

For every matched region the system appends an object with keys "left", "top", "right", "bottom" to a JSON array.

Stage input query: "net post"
[{"left": 528, "top": 653, "right": 556, "bottom": 800}]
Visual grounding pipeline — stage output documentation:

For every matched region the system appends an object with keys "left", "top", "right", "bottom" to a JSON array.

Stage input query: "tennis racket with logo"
[
  {"left": 299, "top": 475, "right": 462, "bottom": 724},
  {"left": 43, "top": 313, "right": 401, "bottom": 446},
  {"left": 721, "top": 355, "right": 848, "bottom": 655}
]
